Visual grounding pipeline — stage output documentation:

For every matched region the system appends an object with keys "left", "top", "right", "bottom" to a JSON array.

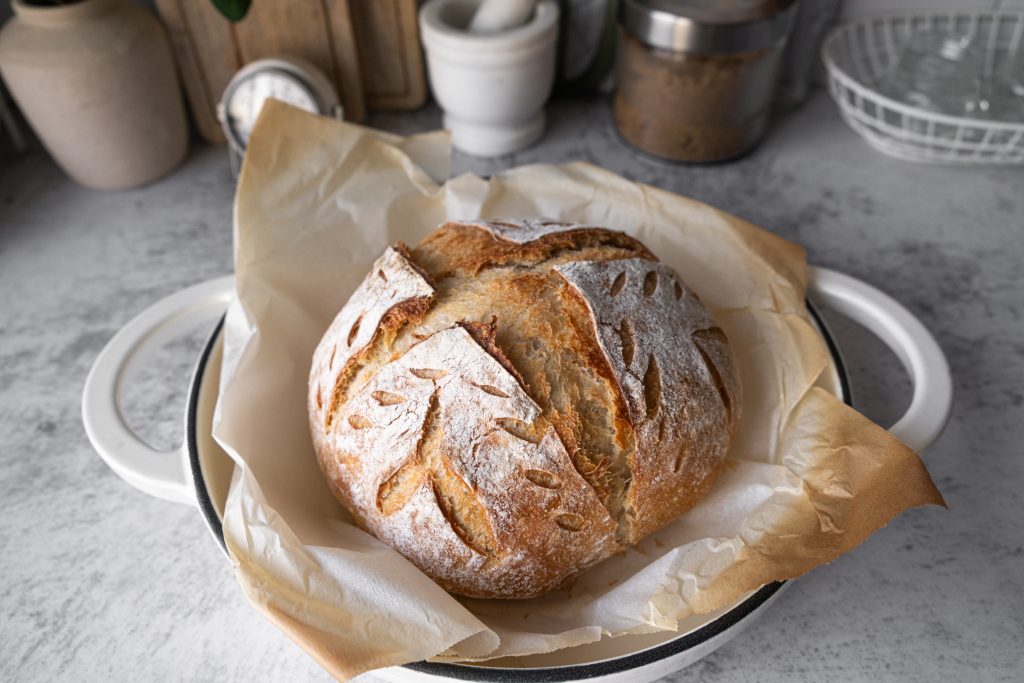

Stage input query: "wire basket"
[{"left": 822, "top": 12, "right": 1024, "bottom": 165}]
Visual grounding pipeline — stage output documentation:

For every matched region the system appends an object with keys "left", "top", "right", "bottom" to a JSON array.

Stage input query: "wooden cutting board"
[
  {"left": 156, "top": 0, "right": 427, "bottom": 144},
  {"left": 350, "top": 0, "right": 427, "bottom": 111}
]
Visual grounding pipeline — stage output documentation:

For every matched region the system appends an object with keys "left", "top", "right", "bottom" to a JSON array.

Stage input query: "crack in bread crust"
[{"left": 557, "top": 280, "right": 636, "bottom": 541}]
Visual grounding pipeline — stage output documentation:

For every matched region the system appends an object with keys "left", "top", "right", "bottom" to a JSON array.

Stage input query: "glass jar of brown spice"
[{"left": 613, "top": 0, "right": 798, "bottom": 163}]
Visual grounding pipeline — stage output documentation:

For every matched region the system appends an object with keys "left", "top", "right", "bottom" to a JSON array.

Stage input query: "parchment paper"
[{"left": 214, "top": 101, "right": 944, "bottom": 681}]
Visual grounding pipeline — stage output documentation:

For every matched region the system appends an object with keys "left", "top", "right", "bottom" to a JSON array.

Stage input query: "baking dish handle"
[
  {"left": 82, "top": 276, "right": 234, "bottom": 505},
  {"left": 808, "top": 267, "right": 953, "bottom": 453}
]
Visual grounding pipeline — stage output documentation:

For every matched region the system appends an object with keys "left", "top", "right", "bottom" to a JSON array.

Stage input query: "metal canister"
[{"left": 613, "top": 0, "right": 798, "bottom": 162}]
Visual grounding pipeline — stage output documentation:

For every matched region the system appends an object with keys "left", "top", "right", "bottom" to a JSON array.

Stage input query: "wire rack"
[{"left": 822, "top": 12, "right": 1024, "bottom": 165}]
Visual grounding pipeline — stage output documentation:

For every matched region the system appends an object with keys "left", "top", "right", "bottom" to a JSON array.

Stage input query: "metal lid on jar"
[{"left": 620, "top": 0, "right": 798, "bottom": 54}]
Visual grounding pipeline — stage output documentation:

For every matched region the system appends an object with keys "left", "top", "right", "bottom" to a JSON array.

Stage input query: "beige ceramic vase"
[{"left": 0, "top": 0, "right": 187, "bottom": 190}]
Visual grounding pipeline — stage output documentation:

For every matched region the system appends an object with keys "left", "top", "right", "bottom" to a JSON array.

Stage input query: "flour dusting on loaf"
[{"left": 309, "top": 219, "right": 741, "bottom": 599}]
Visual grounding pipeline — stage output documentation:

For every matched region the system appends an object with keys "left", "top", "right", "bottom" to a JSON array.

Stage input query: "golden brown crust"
[
  {"left": 412, "top": 219, "right": 655, "bottom": 280},
  {"left": 308, "top": 220, "right": 740, "bottom": 599}
]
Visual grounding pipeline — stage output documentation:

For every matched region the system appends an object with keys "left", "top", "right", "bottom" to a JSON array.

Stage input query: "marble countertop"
[{"left": 2, "top": 92, "right": 1021, "bottom": 682}]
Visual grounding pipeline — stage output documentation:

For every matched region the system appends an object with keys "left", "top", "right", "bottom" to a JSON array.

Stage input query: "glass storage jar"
[{"left": 613, "top": 0, "right": 797, "bottom": 162}]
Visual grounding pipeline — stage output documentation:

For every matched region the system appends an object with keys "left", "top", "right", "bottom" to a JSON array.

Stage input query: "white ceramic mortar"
[{"left": 419, "top": 0, "right": 559, "bottom": 157}]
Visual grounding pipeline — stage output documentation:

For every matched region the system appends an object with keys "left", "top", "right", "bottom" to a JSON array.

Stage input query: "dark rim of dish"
[{"left": 186, "top": 302, "right": 852, "bottom": 680}]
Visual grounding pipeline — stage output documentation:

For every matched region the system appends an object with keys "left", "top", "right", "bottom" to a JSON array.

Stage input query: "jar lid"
[{"left": 620, "top": 0, "right": 797, "bottom": 54}]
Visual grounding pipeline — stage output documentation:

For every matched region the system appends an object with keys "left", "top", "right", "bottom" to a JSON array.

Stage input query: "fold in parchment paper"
[{"left": 213, "top": 101, "right": 943, "bottom": 681}]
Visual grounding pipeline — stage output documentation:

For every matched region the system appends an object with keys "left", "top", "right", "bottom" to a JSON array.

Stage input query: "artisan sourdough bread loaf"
[{"left": 308, "top": 219, "right": 741, "bottom": 599}]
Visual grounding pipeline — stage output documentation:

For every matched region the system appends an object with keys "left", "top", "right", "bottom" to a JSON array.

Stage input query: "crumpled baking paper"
[{"left": 213, "top": 101, "right": 943, "bottom": 681}]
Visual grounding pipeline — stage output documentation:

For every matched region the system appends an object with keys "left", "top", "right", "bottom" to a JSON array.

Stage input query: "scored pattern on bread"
[
  {"left": 320, "top": 325, "right": 616, "bottom": 598},
  {"left": 554, "top": 259, "right": 714, "bottom": 424},
  {"left": 556, "top": 257, "right": 741, "bottom": 541},
  {"left": 309, "top": 245, "right": 435, "bottom": 433},
  {"left": 309, "top": 219, "right": 740, "bottom": 598}
]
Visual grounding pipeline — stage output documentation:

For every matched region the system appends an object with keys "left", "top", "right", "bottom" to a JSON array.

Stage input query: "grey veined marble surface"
[{"left": 1, "top": 93, "right": 1022, "bottom": 682}]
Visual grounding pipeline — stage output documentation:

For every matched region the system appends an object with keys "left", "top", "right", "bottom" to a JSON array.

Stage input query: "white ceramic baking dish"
[{"left": 82, "top": 267, "right": 952, "bottom": 682}]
